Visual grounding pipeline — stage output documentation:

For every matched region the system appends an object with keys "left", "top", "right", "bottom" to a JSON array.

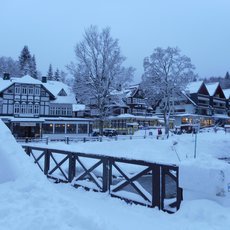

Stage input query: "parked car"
[{"left": 103, "top": 129, "right": 118, "bottom": 137}]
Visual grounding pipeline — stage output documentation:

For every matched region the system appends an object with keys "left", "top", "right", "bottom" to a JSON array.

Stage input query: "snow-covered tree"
[
  {"left": 54, "top": 68, "right": 61, "bottom": 81},
  {"left": 19, "top": 46, "right": 32, "bottom": 76},
  {"left": 18, "top": 46, "right": 38, "bottom": 79},
  {"left": 68, "top": 25, "right": 134, "bottom": 133},
  {"left": 30, "top": 55, "right": 38, "bottom": 79},
  {"left": 142, "top": 47, "right": 195, "bottom": 136},
  {"left": 47, "top": 64, "right": 54, "bottom": 81},
  {"left": 0, "top": 57, "right": 20, "bottom": 77}
]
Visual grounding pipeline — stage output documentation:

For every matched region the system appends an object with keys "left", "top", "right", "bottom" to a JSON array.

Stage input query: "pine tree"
[
  {"left": 47, "top": 64, "right": 54, "bottom": 81},
  {"left": 19, "top": 45, "right": 32, "bottom": 76},
  {"left": 54, "top": 68, "right": 61, "bottom": 81},
  {"left": 30, "top": 55, "right": 38, "bottom": 79},
  {"left": 225, "top": 71, "right": 230, "bottom": 80}
]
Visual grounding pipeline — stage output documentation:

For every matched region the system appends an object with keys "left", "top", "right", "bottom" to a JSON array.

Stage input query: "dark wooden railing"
[{"left": 22, "top": 145, "right": 183, "bottom": 213}]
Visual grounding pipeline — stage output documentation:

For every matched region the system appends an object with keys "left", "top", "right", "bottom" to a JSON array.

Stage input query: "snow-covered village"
[{"left": 1, "top": 1, "right": 230, "bottom": 230}]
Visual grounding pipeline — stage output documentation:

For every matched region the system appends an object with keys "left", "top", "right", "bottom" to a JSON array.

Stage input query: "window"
[
  {"left": 15, "top": 86, "right": 21, "bottom": 94},
  {"left": 14, "top": 103, "right": 20, "bottom": 114},
  {"left": 78, "top": 124, "right": 87, "bottom": 134},
  {"left": 35, "top": 87, "right": 40, "bottom": 95},
  {"left": 50, "top": 107, "right": 55, "bottom": 115},
  {"left": 27, "top": 103, "right": 33, "bottom": 114},
  {"left": 28, "top": 87, "right": 34, "bottom": 95},
  {"left": 43, "top": 124, "right": 53, "bottom": 134},
  {"left": 67, "top": 108, "right": 72, "bottom": 116},
  {"left": 61, "top": 107, "right": 67, "bottom": 116},
  {"left": 21, "top": 103, "right": 27, "bottom": 113},
  {"left": 34, "top": 104, "right": 40, "bottom": 114},
  {"left": 66, "top": 124, "right": 76, "bottom": 134},
  {"left": 22, "top": 86, "right": 27, "bottom": 95},
  {"left": 54, "top": 124, "right": 65, "bottom": 134}
]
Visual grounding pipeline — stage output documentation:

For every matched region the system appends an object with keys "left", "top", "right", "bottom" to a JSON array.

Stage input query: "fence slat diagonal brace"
[
  {"left": 49, "top": 153, "right": 69, "bottom": 181},
  {"left": 112, "top": 162, "right": 152, "bottom": 202},
  {"left": 74, "top": 157, "right": 103, "bottom": 190}
]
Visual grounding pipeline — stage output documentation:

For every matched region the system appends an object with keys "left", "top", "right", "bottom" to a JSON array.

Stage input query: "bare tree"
[
  {"left": 67, "top": 25, "right": 134, "bottom": 133},
  {"left": 0, "top": 57, "right": 20, "bottom": 77},
  {"left": 142, "top": 47, "right": 195, "bottom": 136}
]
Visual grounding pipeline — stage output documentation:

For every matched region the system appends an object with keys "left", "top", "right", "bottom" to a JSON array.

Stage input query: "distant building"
[{"left": 155, "top": 80, "right": 230, "bottom": 132}]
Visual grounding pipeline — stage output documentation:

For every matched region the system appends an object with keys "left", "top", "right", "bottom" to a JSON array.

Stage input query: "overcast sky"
[{"left": 1, "top": 0, "right": 230, "bottom": 82}]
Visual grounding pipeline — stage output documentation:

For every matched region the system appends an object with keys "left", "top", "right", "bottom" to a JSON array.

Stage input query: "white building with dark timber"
[{"left": 0, "top": 73, "right": 93, "bottom": 138}]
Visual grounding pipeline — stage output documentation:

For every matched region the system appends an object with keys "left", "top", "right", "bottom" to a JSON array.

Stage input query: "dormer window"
[{"left": 58, "top": 89, "right": 67, "bottom": 96}]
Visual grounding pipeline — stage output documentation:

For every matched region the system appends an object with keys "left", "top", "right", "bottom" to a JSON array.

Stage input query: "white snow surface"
[{"left": 1, "top": 120, "right": 230, "bottom": 229}]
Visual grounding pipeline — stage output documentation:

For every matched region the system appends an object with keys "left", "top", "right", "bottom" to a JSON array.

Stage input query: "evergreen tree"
[
  {"left": 47, "top": 64, "right": 54, "bottom": 81},
  {"left": 30, "top": 55, "right": 38, "bottom": 79},
  {"left": 19, "top": 45, "right": 32, "bottom": 76},
  {"left": 225, "top": 71, "right": 230, "bottom": 80},
  {"left": 54, "top": 68, "right": 61, "bottom": 81}
]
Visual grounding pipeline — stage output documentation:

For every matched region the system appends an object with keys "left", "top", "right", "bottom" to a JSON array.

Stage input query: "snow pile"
[{"left": 1, "top": 120, "right": 230, "bottom": 229}]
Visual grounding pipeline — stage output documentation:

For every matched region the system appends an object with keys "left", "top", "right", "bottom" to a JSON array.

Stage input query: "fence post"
[
  {"left": 152, "top": 164, "right": 161, "bottom": 210},
  {"left": 102, "top": 158, "right": 110, "bottom": 192},
  {"left": 46, "top": 137, "right": 49, "bottom": 145},
  {"left": 130, "top": 136, "right": 132, "bottom": 140},
  {"left": 66, "top": 137, "right": 69, "bottom": 145},
  {"left": 44, "top": 149, "right": 50, "bottom": 175},
  {"left": 25, "top": 146, "right": 31, "bottom": 156},
  {"left": 68, "top": 153, "right": 76, "bottom": 182}
]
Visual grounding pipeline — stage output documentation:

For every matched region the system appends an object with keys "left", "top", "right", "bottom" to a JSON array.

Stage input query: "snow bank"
[
  {"left": 0, "top": 119, "right": 35, "bottom": 183},
  {"left": 180, "top": 160, "right": 230, "bottom": 205}
]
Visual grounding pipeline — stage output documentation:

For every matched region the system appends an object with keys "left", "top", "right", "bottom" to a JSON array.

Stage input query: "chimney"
[
  {"left": 42, "top": 76, "right": 47, "bottom": 83},
  {"left": 3, "top": 73, "right": 10, "bottom": 80}
]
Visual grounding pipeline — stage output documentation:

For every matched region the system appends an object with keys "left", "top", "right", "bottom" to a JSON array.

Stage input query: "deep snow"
[{"left": 1, "top": 120, "right": 230, "bottom": 230}]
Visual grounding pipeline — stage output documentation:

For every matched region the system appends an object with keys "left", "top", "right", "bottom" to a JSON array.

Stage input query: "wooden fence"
[
  {"left": 22, "top": 145, "right": 183, "bottom": 213},
  {"left": 17, "top": 134, "right": 159, "bottom": 145}
]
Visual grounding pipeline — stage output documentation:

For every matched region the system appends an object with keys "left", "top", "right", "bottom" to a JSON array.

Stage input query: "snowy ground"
[{"left": 1, "top": 120, "right": 230, "bottom": 230}]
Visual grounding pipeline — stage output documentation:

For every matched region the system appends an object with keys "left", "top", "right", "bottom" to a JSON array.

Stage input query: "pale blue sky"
[{"left": 1, "top": 0, "right": 230, "bottom": 82}]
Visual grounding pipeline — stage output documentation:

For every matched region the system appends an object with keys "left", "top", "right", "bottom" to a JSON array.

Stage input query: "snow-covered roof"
[
  {"left": 0, "top": 75, "right": 43, "bottom": 92},
  {"left": 0, "top": 75, "right": 76, "bottom": 104},
  {"left": 223, "top": 89, "right": 230, "bottom": 99},
  {"left": 205, "top": 82, "right": 219, "bottom": 96},
  {"left": 185, "top": 81, "right": 204, "bottom": 94},
  {"left": 43, "top": 80, "right": 76, "bottom": 104}
]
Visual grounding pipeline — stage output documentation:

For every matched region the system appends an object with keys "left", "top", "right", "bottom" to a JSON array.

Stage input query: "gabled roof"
[
  {"left": 43, "top": 81, "right": 76, "bottom": 104},
  {"left": 223, "top": 89, "right": 230, "bottom": 99},
  {"left": 185, "top": 81, "right": 204, "bottom": 94},
  {"left": 205, "top": 82, "right": 219, "bottom": 96},
  {"left": 0, "top": 75, "right": 42, "bottom": 93},
  {"left": 0, "top": 75, "right": 76, "bottom": 104}
]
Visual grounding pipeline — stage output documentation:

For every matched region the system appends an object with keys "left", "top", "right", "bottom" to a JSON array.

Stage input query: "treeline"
[
  {"left": 203, "top": 72, "right": 230, "bottom": 89},
  {"left": 0, "top": 46, "right": 67, "bottom": 83}
]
